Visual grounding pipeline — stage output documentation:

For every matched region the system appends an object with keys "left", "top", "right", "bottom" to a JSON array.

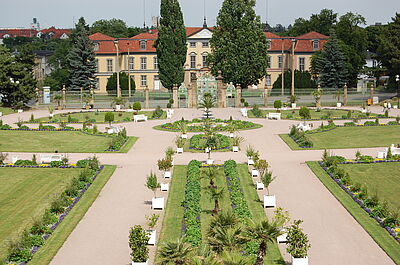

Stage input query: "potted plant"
[
  {"left": 54, "top": 94, "right": 63, "bottom": 110},
  {"left": 227, "top": 122, "right": 237, "bottom": 138},
  {"left": 288, "top": 95, "right": 298, "bottom": 108},
  {"left": 113, "top": 97, "right": 126, "bottom": 111},
  {"left": 158, "top": 158, "right": 173, "bottom": 179},
  {"left": 129, "top": 225, "right": 149, "bottom": 265},
  {"left": 145, "top": 172, "right": 163, "bottom": 210},
  {"left": 246, "top": 145, "right": 259, "bottom": 165},
  {"left": 286, "top": 220, "right": 311, "bottom": 265},
  {"left": 312, "top": 87, "right": 323, "bottom": 108},
  {"left": 254, "top": 159, "right": 269, "bottom": 190},
  {"left": 274, "top": 100, "right": 282, "bottom": 112},
  {"left": 83, "top": 93, "right": 91, "bottom": 109},
  {"left": 175, "top": 135, "right": 185, "bottom": 154},
  {"left": 48, "top": 106, "right": 55, "bottom": 118},
  {"left": 262, "top": 170, "right": 277, "bottom": 207},
  {"left": 232, "top": 136, "right": 243, "bottom": 152},
  {"left": 165, "top": 147, "right": 175, "bottom": 166},
  {"left": 177, "top": 121, "right": 188, "bottom": 139},
  {"left": 145, "top": 214, "right": 159, "bottom": 245}
]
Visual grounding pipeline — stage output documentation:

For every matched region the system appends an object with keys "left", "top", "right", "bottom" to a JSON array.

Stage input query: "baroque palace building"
[{"left": 90, "top": 24, "right": 328, "bottom": 94}]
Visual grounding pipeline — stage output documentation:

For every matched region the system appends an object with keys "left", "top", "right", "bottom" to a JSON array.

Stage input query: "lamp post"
[
  {"left": 396, "top": 75, "right": 400, "bottom": 108},
  {"left": 291, "top": 39, "right": 296, "bottom": 97},
  {"left": 113, "top": 40, "right": 121, "bottom": 98}
]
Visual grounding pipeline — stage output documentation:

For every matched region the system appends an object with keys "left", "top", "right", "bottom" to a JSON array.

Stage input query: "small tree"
[
  {"left": 274, "top": 100, "right": 282, "bottom": 111},
  {"left": 112, "top": 97, "right": 126, "bottom": 107},
  {"left": 132, "top": 102, "right": 141, "bottom": 112},
  {"left": 145, "top": 214, "right": 160, "bottom": 230},
  {"left": 165, "top": 147, "right": 175, "bottom": 161},
  {"left": 254, "top": 159, "right": 269, "bottom": 178},
  {"left": 207, "top": 187, "right": 225, "bottom": 215},
  {"left": 246, "top": 145, "right": 260, "bottom": 161},
  {"left": 54, "top": 94, "right": 63, "bottom": 109},
  {"left": 261, "top": 171, "right": 276, "bottom": 195},
  {"left": 312, "top": 87, "right": 323, "bottom": 108},
  {"left": 104, "top": 112, "right": 114, "bottom": 126},
  {"left": 286, "top": 220, "right": 311, "bottom": 259},
  {"left": 232, "top": 136, "right": 244, "bottom": 148},
  {"left": 299, "top": 107, "right": 311, "bottom": 121},
  {"left": 129, "top": 225, "right": 149, "bottom": 262},
  {"left": 145, "top": 172, "right": 160, "bottom": 198},
  {"left": 386, "top": 146, "right": 393, "bottom": 160},
  {"left": 175, "top": 135, "right": 186, "bottom": 148},
  {"left": 157, "top": 158, "right": 172, "bottom": 173}
]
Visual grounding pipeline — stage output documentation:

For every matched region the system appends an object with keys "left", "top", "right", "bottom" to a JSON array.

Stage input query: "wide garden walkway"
[{"left": 2, "top": 106, "right": 397, "bottom": 265}]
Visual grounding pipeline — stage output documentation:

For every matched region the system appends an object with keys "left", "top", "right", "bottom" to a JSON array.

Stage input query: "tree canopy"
[
  {"left": 272, "top": 70, "right": 317, "bottom": 90},
  {"left": 90, "top": 19, "right": 144, "bottom": 38},
  {"left": 155, "top": 0, "right": 187, "bottom": 90},
  {"left": 106, "top": 72, "right": 136, "bottom": 92},
  {"left": 208, "top": 0, "right": 268, "bottom": 88}
]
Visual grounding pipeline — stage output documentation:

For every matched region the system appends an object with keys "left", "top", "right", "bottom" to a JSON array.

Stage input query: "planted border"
[
  {"left": 189, "top": 134, "right": 232, "bottom": 151},
  {"left": 181, "top": 160, "right": 202, "bottom": 247},
  {"left": 155, "top": 119, "right": 262, "bottom": 132}
]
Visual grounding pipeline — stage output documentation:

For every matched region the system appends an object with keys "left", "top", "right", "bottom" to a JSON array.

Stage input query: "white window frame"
[
  {"left": 140, "top": 57, "right": 147, "bottom": 70},
  {"left": 266, "top": 75, "right": 271, "bottom": 86},
  {"left": 278, "top": 56, "right": 283, "bottom": 69},
  {"left": 190, "top": 54, "right": 196, "bottom": 69},
  {"left": 107, "top": 59, "right": 113, "bottom": 72},
  {"left": 190, "top": 42, "right": 196, "bottom": 48},
  {"left": 141, "top": 75, "right": 147, "bottom": 87},
  {"left": 153, "top": 56, "right": 158, "bottom": 70},
  {"left": 140, "top": 40, "right": 146, "bottom": 50},
  {"left": 128, "top": 57, "right": 134, "bottom": 70},
  {"left": 202, "top": 42, "right": 209, "bottom": 48},
  {"left": 313, "top": 40, "right": 319, "bottom": 49},
  {"left": 299, "top": 57, "right": 305, "bottom": 71}
]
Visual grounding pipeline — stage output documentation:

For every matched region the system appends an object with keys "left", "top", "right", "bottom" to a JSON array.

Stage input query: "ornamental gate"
[
  {"left": 178, "top": 83, "right": 188, "bottom": 108},
  {"left": 197, "top": 73, "right": 217, "bottom": 102}
]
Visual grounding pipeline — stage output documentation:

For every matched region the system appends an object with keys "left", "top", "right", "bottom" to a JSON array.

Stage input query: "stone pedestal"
[
  {"left": 62, "top": 85, "right": 66, "bottom": 108},
  {"left": 217, "top": 71, "right": 226, "bottom": 108},
  {"left": 343, "top": 84, "right": 348, "bottom": 106},
  {"left": 264, "top": 87, "right": 269, "bottom": 107},
  {"left": 172, "top": 84, "right": 179, "bottom": 108},
  {"left": 235, "top": 85, "right": 241, "bottom": 108}
]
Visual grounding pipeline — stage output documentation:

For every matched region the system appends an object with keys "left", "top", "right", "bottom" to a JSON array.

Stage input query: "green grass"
[
  {"left": 307, "top": 161, "right": 400, "bottom": 264},
  {"left": 28, "top": 165, "right": 116, "bottom": 265},
  {"left": 35, "top": 110, "right": 166, "bottom": 123},
  {"left": 280, "top": 126, "right": 400, "bottom": 150},
  {"left": 337, "top": 162, "right": 400, "bottom": 210},
  {"left": 0, "top": 107, "right": 15, "bottom": 116},
  {"left": 0, "top": 167, "right": 82, "bottom": 259},
  {"left": 183, "top": 135, "right": 233, "bottom": 153},
  {"left": 159, "top": 164, "right": 284, "bottom": 264},
  {"left": 247, "top": 108, "right": 379, "bottom": 120},
  {"left": 0, "top": 130, "right": 137, "bottom": 153}
]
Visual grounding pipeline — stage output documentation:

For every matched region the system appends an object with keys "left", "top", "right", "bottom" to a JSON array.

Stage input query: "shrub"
[
  {"left": 14, "top": 160, "right": 37, "bottom": 166},
  {"left": 347, "top": 110, "right": 352, "bottom": 119},
  {"left": 299, "top": 106, "right": 311, "bottom": 120},
  {"left": 50, "top": 161, "right": 63, "bottom": 167},
  {"left": 364, "top": 121, "right": 376, "bottom": 126},
  {"left": 251, "top": 105, "right": 263, "bottom": 117},
  {"left": 0, "top": 152, "right": 8, "bottom": 164},
  {"left": 132, "top": 102, "right": 142, "bottom": 111},
  {"left": 129, "top": 225, "right": 149, "bottom": 262},
  {"left": 42, "top": 209, "right": 58, "bottom": 226},
  {"left": 104, "top": 112, "right": 115, "bottom": 125},
  {"left": 274, "top": 100, "right": 282, "bottom": 110},
  {"left": 385, "top": 110, "right": 389, "bottom": 118},
  {"left": 286, "top": 220, "right": 311, "bottom": 258},
  {"left": 7, "top": 246, "right": 32, "bottom": 263},
  {"left": 151, "top": 106, "right": 164, "bottom": 119},
  {"left": 344, "top": 122, "right": 356, "bottom": 126}
]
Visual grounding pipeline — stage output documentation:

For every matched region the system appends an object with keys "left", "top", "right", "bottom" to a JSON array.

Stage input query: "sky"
[{"left": 0, "top": 0, "right": 398, "bottom": 29}]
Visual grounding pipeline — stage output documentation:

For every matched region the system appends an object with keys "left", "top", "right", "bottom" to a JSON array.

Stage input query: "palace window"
[
  {"left": 128, "top": 57, "right": 134, "bottom": 70},
  {"left": 190, "top": 54, "right": 196, "bottom": 69},
  {"left": 202, "top": 54, "right": 208, "bottom": 67},
  {"left": 141, "top": 75, "right": 147, "bottom": 87},
  {"left": 107, "top": 59, "right": 113, "bottom": 72},
  {"left": 190, "top": 42, "right": 196, "bottom": 48},
  {"left": 140, "top": 57, "right": 147, "bottom": 70},
  {"left": 266, "top": 75, "right": 271, "bottom": 86},
  {"left": 153, "top": 56, "right": 158, "bottom": 70},
  {"left": 267, "top": 56, "right": 271, "bottom": 68},
  {"left": 202, "top": 42, "right": 209, "bottom": 48},
  {"left": 313, "top": 40, "right": 319, "bottom": 49},
  {"left": 140, "top": 40, "right": 146, "bottom": 50},
  {"left": 299, "top": 57, "right": 305, "bottom": 71},
  {"left": 278, "top": 56, "right": 283, "bottom": 69}
]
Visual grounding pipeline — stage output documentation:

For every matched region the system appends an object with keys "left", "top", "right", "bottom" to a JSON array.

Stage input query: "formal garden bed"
[
  {"left": 0, "top": 157, "right": 116, "bottom": 264},
  {"left": 157, "top": 160, "right": 284, "bottom": 264},
  {"left": 280, "top": 121, "right": 400, "bottom": 150},
  {"left": 307, "top": 155, "right": 400, "bottom": 264},
  {"left": 155, "top": 119, "right": 262, "bottom": 132},
  {"left": 248, "top": 106, "right": 387, "bottom": 120},
  {"left": 184, "top": 134, "right": 233, "bottom": 152},
  {"left": 0, "top": 129, "right": 136, "bottom": 153},
  {"left": 28, "top": 107, "right": 166, "bottom": 124}
]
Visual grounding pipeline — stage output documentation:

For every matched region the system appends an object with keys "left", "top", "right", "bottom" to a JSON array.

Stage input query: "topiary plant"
[
  {"left": 132, "top": 102, "right": 142, "bottom": 112},
  {"left": 274, "top": 100, "right": 282, "bottom": 111},
  {"left": 129, "top": 225, "right": 149, "bottom": 262}
]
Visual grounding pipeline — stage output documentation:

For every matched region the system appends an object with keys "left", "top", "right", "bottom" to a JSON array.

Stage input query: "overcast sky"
[{"left": 0, "top": 0, "right": 397, "bottom": 29}]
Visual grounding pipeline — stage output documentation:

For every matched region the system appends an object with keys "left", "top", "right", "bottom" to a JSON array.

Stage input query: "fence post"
[
  {"left": 264, "top": 86, "right": 269, "bottom": 107},
  {"left": 172, "top": 84, "right": 179, "bottom": 108},
  {"left": 343, "top": 83, "right": 348, "bottom": 106},
  {"left": 145, "top": 87, "right": 150, "bottom": 109},
  {"left": 235, "top": 84, "right": 241, "bottom": 108},
  {"left": 62, "top": 85, "right": 66, "bottom": 108},
  {"left": 217, "top": 71, "right": 226, "bottom": 108}
]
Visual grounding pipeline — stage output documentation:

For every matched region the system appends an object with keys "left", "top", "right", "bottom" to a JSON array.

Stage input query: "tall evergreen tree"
[
  {"left": 68, "top": 17, "right": 97, "bottom": 90},
  {"left": 0, "top": 45, "right": 36, "bottom": 108},
  {"left": 313, "top": 30, "right": 348, "bottom": 88},
  {"left": 155, "top": 0, "right": 187, "bottom": 90},
  {"left": 208, "top": 0, "right": 268, "bottom": 89}
]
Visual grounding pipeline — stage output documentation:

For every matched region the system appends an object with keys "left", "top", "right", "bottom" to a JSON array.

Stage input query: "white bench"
[
  {"left": 167, "top": 109, "right": 174, "bottom": 119},
  {"left": 133, "top": 114, "right": 148, "bottom": 122},
  {"left": 296, "top": 123, "right": 311, "bottom": 132},
  {"left": 40, "top": 154, "right": 63, "bottom": 163},
  {"left": 268, "top": 112, "right": 281, "bottom": 120},
  {"left": 240, "top": 108, "right": 248, "bottom": 117},
  {"left": 107, "top": 126, "right": 122, "bottom": 134}
]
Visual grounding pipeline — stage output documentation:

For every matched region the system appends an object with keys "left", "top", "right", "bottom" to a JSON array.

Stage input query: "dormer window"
[
  {"left": 140, "top": 40, "right": 146, "bottom": 50},
  {"left": 267, "top": 40, "right": 271, "bottom": 50},
  {"left": 313, "top": 40, "right": 319, "bottom": 50},
  {"left": 94, "top": 43, "right": 99, "bottom": 51}
]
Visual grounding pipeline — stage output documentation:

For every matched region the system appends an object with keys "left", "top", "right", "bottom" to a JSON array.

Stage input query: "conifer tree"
[
  {"left": 208, "top": 0, "right": 268, "bottom": 89},
  {"left": 68, "top": 17, "right": 97, "bottom": 90},
  {"left": 315, "top": 29, "right": 348, "bottom": 88},
  {"left": 155, "top": 0, "right": 187, "bottom": 90}
]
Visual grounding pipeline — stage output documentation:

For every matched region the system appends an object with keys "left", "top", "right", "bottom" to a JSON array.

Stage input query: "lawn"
[
  {"left": 248, "top": 108, "right": 380, "bottom": 120},
  {"left": 0, "top": 130, "right": 137, "bottom": 153},
  {"left": 307, "top": 162, "right": 400, "bottom": 264},
  {"left": 337, "top": 162, "right": 400, "bottom": 210},
  {"left": 34, "top": 110, "right": 166, "bottom": 123},
  {"left": 280, "top": 125, "right": 400, "bottom": 150},
  {"left": 183, "top": 134, "right": 233, "bottom": 153},
  {"left": 158, "top": 163, "right": 284, "bottom": 264},
  {"left": 28, "top": 165, "right": 116, "bottom": 265},
  {"left": 0, "top": 107, "right": 15, "bottom": 116},
  {"left": 0, "top": 167, "right": 81, "bottom": 259}
]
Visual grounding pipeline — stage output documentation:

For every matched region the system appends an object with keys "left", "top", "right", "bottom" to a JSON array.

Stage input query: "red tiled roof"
[
  {"left": 0, "top": 28, "right": 37, "bottom": 38},
  {"left": 39, "top": 27, "right": 71, "bottom": 39},
  {"left": 130, "top": 30, "right": 158, "bottom": 40},
  {"left": 90, "top": 32, "right": 115, "bottom": 41},
  {"left": 294, "top": 39, "right": 327, "bottom": 52},
  {"left": 296, "top": 31, "right": 329, "bottom": 40},
  {"left": 95, "top": 39, "right": 156, "bottom": 54}
]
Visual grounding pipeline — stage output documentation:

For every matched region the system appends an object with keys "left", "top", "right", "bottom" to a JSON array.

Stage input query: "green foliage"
[
  {"left": 106, "top": 72, "right": 136, "bottom": 92},
  {"left": 129, "top": 225, "right": 149, "bottom": 262},
  {"left": 104, "top": 112, "right": 115, "bottom": 125},
  {"left": 182, "top": 160, "right": 202, "bottom": 246},
  {"left": 0, "top": 45, "right": 37, "bottom": 108},
  {"left": 155, "top": 0, "right": 187, "bottom": 89},
  {"left": 68, "top": 17, "right": 97, "bottom": 90},
  {"left": 189, "top": 134, "right": 231, "bottom": 151},
  {"left": 273, "top": 100, "right": 282, "bottom": 110},
  {"left": 273, "top": 70, "right": 317, "bottom": 89},
  {"left": 145, "top": 171, "right": 160, "bottom": 197},
  {"left": 90, "top": 19, "right": 143, "bottom": 38},
  {"left": 286, "top": 220, "right": 311, "bottom": 258},
  {"left": 286, "top": 8, "right": 337, "bottom": 36},
  {"left": 289, "top": 125, "right": 313, "bottom": 148},
  {"left": 132, "top": 102, "right": 142, "bottom": 111},
  {"left": 151, "top": 106, "right": 164, "bottom": 119},
  {"left": 14, "top": 159, "right": 37, "bottom": 166},
  {"left": 299, "top": 107, "right": 311, "bottom": 120},
  {"left": 208, "top": 0, "right": 268, "bottom": 88},
  {"left": 157, "top": 158, "right": 172, "bottom": 172},
  {"left": 145, "top": 214, "right": 160, "bottom": 229},
  {"left": 251, "top": 105, "right": 263, "bottom": 118}
]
